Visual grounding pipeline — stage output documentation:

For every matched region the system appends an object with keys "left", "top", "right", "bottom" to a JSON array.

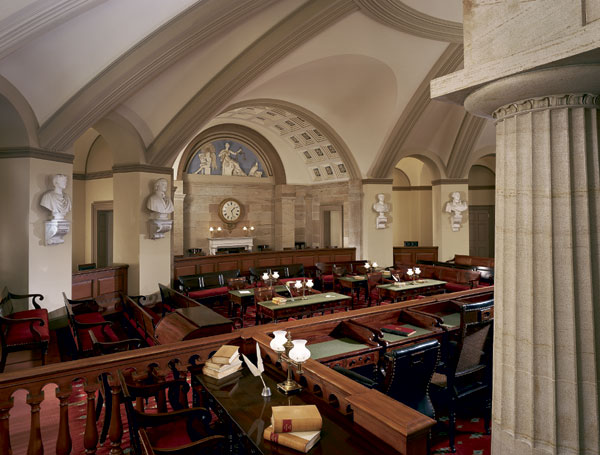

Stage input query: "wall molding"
[
  {"left": 362, "top": 178, "right": 394, "bottom": 185},
  {"left": 446, "top": 112, "right": 488, "bottom": 178},
  {"left": 469, "top": 185, "right": 495, "bottom": 190},
  {"left": 354, "top": 0, "right": 463, "bottom": 43},
  {"left": 0, "top": 147, "right": 73, "bottom": 163},
  {"left": 393, "top": 185, "right": 432, "bottom": 191},
  {"left": 112, "top": 164, "right": 172, "bottom": 175},
  {"left": 73, "top": 170, "right": 113, "bottom": 180},
  {"left": 431, "top": 178, "right": 468, "bottom": 186}
]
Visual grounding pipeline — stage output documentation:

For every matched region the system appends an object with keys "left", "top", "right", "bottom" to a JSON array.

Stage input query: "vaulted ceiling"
[{"left": 0, "top": 0, "right": 496, "bottom": 184}]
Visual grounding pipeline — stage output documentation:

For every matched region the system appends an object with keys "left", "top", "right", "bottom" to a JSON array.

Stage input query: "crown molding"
[
  {"left": 147, "top": 0, "right": 358, "bottom": 166},
  {"left": 362, "top": 178, "right": 393, "bottom": 185},
  {"left": 73, "top": 170, "right": 113, "bottom": 180},
  {"left": 0, "top": 147, "right": 73, "bottom": 163},
  {"left": 393, "top": 185, "right": 431, "bottom": 191},
  {"left": 38, "top": 0, "right": 278, "bottom": 150},
  {"left": 354, "top": 0, "right": 463, "bottom": 43},
  {"left": 0, "top": 0, "right": 104, "bottom": 60},
  {"left": 431, "top": 179, "right": 468, "bottom": 186},
  {"left": 369, "top": 43, "right": 464, "bottom": 179},
  {"left": 112, "top": 164, "right": 172, "bottom": 175}
]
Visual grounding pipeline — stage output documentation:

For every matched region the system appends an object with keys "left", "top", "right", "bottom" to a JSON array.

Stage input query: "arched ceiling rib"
[
  {"left": 354, "top": 0, "right": 463, "bottom": 42},
  {"left": 147, "top": 0, "right": 358, "bottom": 167},
  {"left": 36, "top": 0, "right": 279, "bottom": 150},
  {"left": 368, "top": 43, "right": 464, "bottom": 179}
]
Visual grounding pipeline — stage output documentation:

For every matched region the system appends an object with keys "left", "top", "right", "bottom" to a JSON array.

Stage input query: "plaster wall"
[
  {"left": 72, "top": 178, "right": 86, "bottom": 269},
  {"left": 362, "top": 184, "right": 393, "bottom": 266},
  {"left": 392, "top": 188, "right": 433, "bottom": 247}
]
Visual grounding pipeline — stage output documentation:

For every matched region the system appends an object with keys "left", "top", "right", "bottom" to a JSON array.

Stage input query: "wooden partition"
[
  {"left": 72, "top": 264, "right": 128, "bottom": 300},
  {"left": 174, "top": 247, "right": 356, "bottom": 279},
  {"left": 0, "top": 286, "right": 491, "bottom": 455},
  {"left": 393, "top": 246, "right": 438, "bottom": 265}
]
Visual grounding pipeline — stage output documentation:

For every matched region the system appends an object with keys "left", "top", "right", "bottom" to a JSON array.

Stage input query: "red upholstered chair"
[
  {"left": 0, "top": 287, "right": 50, "bottom": 372},
  {"left": 315, "top": 262, "right": 334, "bottom": 291},
  {"left": 366, "top": 272, "right": 384, "bottom": 306},
  {"left": 63, "top": 292, "right": 140, "bottom": 358},
  {"left": 120, "top": 370, "right": 225, "bottom": 455}
]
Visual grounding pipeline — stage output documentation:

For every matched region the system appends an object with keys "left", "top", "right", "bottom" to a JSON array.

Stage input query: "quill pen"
[{"left": 242, "top": 342, "right": 271, "bottom": 397}]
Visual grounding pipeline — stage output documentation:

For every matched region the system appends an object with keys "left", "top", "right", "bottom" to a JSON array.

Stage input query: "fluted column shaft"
[{"left": 491, "top": 93, "right": 600, "bottom": 455}]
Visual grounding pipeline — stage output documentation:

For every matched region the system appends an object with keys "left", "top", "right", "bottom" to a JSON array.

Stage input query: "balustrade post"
[
  {"left": 26, "top": 392, "right": 44, "bottom": 455},
  {"left": 107, "top": 378, "right": 122, "bottom": 455},
  {"left": 84, "top": 386, "right": 99, "bottom": 454},
  {"left": 0, "top": 398, "right": 14, "bottom": 455},
  {"left": 56, "top": 386, "right": 73, "bottom": 455}
]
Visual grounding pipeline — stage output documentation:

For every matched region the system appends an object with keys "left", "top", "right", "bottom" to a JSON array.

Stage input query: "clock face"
[{"left": 219, "top": 198, "right": 242, "bottom": 223}]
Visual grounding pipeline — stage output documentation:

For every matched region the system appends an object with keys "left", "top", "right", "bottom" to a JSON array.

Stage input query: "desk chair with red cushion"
[{"left": 0, "top": 287, "right": 50, "bottom": 372}]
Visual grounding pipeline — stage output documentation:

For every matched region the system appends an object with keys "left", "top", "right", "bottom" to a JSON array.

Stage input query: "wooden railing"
[{"left": 0, "top": 286, "right": 491, "bottom": 455}]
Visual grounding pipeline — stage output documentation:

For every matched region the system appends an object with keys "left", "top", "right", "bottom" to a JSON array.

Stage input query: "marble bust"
[
  {"left": 40, "top": 174, "right": 72, "bottom": 220},
  {"left": 373, "top": 193, "right": 390, "bottom": 229},
  {"left": 445, "top": 191, "right": 468, "bottom": 231},
  {"left": 147, "top": 178, "right": 174, "bottom": 218}
]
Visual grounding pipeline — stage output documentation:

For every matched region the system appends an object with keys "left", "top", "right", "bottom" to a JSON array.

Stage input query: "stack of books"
[
  {"left": 263, "top": 405, "right": 322, "bottom": 453},
  {"left": 202, "top": 345, "right": 243, "bottom": 380}
]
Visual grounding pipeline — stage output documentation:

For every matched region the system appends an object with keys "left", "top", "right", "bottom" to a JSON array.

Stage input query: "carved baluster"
[
  {"left": 84, "top": 386, "right": 99, "bottom": 454},
  {"left": 56, "top": 386, "right": 72, "bottom": 455},
  {"left": 153, "top": 367, "right": 168, "bottom": 413},
  {"left": 107, "top": 378, "right": 122, "bottom": 455},
  {"left": 27, "top": 392, "right": 44, "bottom": 455},
  {"left": 0, "top": 398, "right": 14, "bottom": 455}
]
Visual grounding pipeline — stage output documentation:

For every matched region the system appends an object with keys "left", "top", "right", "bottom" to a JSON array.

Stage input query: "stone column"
[
  {"left": 112, "top": 166, "right": 173, "bottom": 295},
  {"left": 431, "top": 179, "right": 470, "bottom": 262},
  {"left": 361, "top": 180, "right": 393, "bottom": 266},
  {"left": 274, "top": 184, "right": 296, "bottom": 250},
  {"left": 465, "top": 68, "right": 600, "bottom": 455},
  {"left": 0, "top": 150, "right": 73, "bottom": 311},
  {"left": 346, "top": 179, "right": 363, "bottom": 258}
]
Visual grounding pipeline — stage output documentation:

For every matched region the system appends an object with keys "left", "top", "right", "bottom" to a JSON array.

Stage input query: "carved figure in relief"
[
  {"left": 147, "top": 178, "right": 174, "bottom": 217},
  {"left": 40, "top": 174, "right": 72, "bottom": 220},
  {"left": 218, "top": 142, "right": 247, "bottom": 176},
  {"left": 445, "top": 191, "right": 468, "bottom": 231},
  {"left": 373, "top": 193, "right": 390, "bottom": 229},
  {"left": 195, "top": 144, "right": 217, "bottom": 175},
  {"left": 248, "top": 161, "right": 263, "bottom": 177}
]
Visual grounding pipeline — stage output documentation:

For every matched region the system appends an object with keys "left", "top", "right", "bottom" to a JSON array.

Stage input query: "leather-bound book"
[
  {"left": 381, "top": 324, "right": 416, "bottom": 336},
  {"left": 263, "top": 425, "right": 320, "bottom": 453},
  {"left": 271, "top": 405, "right": 323, "bottom": 433}
]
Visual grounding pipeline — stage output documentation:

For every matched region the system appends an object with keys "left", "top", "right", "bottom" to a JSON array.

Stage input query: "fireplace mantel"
[{"left": 208, "top": 236, "right": 253, "bottom": 255}]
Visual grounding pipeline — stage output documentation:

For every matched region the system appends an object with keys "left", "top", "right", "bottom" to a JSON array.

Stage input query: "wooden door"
[{"left": 469, "top": 205, "right": 494, "bottom": 257}]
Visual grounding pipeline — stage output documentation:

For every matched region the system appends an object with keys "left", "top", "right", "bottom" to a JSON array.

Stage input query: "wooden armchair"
[
  {"left": 119, "top": 370, "right": 225, "bottom": 455},
  {"left": 63, "top": 292, "right": 140, "bottom": 358},
  {"left": 0, "top": 287, "right": 50, "bottom": 372},
  {"left": 366, "top": 272, "right": 384, "bottom": 306}
]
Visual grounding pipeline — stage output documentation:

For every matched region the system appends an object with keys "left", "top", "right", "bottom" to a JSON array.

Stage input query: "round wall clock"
[{"left": 218, "top": 198, "right": 243, "bottom": 224}]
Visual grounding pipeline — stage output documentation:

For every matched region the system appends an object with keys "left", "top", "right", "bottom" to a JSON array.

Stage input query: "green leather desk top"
[
  {"left": 308, "top": 337, "right": 370, "bottom": 360},
  {"left": 377, "top": 279, "right": 446, "bottom": 291},
  {"left": 257, "top": 292, "right": 351, "bottom": 312}
]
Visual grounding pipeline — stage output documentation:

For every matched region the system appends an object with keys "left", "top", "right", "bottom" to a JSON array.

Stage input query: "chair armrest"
[
  {"left": 1, "top": 314, "right": 46, "bottom": 326},
  {"left": 73, "top": 319, "right": 112, "bottom": 329},
  {"left": 89, "top": 330, "right": 141, "bottom": 355},
  {"left": 333, "top": 366, "right": 378, "bottom": 389},
  {"left": 8, "top": 292, "right": 44, "bottom": 309}
]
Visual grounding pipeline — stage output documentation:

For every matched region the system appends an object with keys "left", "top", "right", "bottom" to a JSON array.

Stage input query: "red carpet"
[{"left": 431, "top": 416, "right": 491, "bottom": 454}]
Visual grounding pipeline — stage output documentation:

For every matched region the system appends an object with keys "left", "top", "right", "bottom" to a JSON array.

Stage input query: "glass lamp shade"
[
  {"left": 289, "top": 340, "right": 311, "bottom": 363},
  {"left": 262, "top": 272, "right": 269, "bottom": 281},
  {"left": 295, "top": 280, "right": 302, "bottom": 289},
  {"left": 306, "top": 279, "right": 314, "bottom": 288},
  {"left": 243, "top": 226, "right": 248, "bottom": 231},
  {"left": 272, "top": 271, "right": 280, "bottom": 279},
  {"left": 217, "top": 227, "right": 222, "bottom": 232},
  {"left": 270, "top": 330, "right": 287, "bottom": 352},
  {"left": 364, "top": 263, "right": 371, "bottom": 269},
  {"left": 250, "top": 226, "right": 255, "bottom": 231},
  {"left": 414, "top": 267, "right": 421, "bottom": 275},
  {"left": 372, "top": 262, "right": 378, "bottom": 268},
  {"left": 209, "top": 227, "right": 214, "bottom": 232},
  {"left": 407, "top": 268, "right": 414, "bottom": 276}
]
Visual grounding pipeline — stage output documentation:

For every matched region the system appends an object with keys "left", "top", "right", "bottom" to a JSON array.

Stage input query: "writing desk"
[
  {"left": 229, "top": 285, "right": 288, "bottom": 324},
  {"left": 195, "top": 366, "right": 399, "bottom": 455},
  {"left": 335, "top": 275, "right": 367, "bottom": 307},
  {"left": 377, "top": 279, "right": 446, "bottom": 302},
  {"left": 256, "top": 292, "right": 351, "bottom": 324},
  {"left": 154, "top": 305, "right": 232, "bottom": 344}
]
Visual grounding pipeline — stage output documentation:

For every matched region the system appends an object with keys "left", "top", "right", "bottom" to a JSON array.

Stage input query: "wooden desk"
[
  {"left": 256, "top": 292, "right": 351, "bottom": 324},
  {"left": 195, "top": 366, "right": 399, "bottom": 455},
  {"left": 377, "top": 279, "right": 446, "bottom": 303},
  {"left": 336, "top": 275, "right": 367, "bottom": 308},
  {"left": 154, "top": 306, "right": 232, "bottom": 344},
  {"left": 228, "top": 285, "right": 288, "bottom": 323}
]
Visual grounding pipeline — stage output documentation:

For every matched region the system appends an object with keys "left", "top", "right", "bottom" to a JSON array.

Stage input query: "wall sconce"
[
  {"left": 243, "top": 225, "right": 255, "bottom": 236},
  {"left": 270, "top": 330, "right": 311, "bottom": 394}
]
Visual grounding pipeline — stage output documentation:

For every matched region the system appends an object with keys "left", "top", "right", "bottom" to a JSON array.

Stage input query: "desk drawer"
[{"left": 324, "top": 352, "right": 377, "bottom": 369}]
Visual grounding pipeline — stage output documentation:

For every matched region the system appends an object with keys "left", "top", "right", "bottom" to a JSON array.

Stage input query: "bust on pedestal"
[
  {"left": 147, "top": 178, "right": 174, "bottom": 239},
  {"left": 41, "top": 174, "right": 72, "bottom": 245}
]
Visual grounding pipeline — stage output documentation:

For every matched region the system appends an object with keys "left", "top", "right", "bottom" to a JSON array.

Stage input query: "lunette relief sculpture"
[
  {"left": 373, "top": 193, "right": 390, "bottom": 229},
  {"left": 41, "top": 174, "right": 72, "bottom": 245},
  {"left": 147, "top": 178, "right": 174, "bottom": 239},
  {"left": 445, "top": 191, "right": 468, "bottom": 231}
]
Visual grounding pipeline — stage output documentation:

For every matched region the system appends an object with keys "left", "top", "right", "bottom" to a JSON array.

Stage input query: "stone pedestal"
[
  {"left": 45, "top": 219, "right": 70, "bottom": 245},
  {"left": 464, "top": 67, "right": 600, "bottom": 455}
]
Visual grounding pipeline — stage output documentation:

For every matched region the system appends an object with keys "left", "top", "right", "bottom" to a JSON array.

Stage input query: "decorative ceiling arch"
[
  {"left": 37, "top": 0, "right": 280, "bottom": 151},
  {"left": 177, "top": 124, "right": 286, "bottom": 184},
  {"left": 146, "top": 0, "right": 358, "bottom": 167},
  {"left": 354, "top": 0, "right": 463, "bottom": 42},
  {"left": 368, "top": 43, "right": 463, "bottom": 179},
  {"left": 0, "top": 74, "right": 39, "bottom": 147},
  {"left": 464, "top": 146, "right": 496, "bottom": 176},
  {"left": 400, "top": 152, "right": 443, "bottom": 182},
  {"left": 445, "top": 112, "right": 488, "bottom": 178},
  {"left": 93, "top": 111, "right": 147, "bottom": 166},
  {"left": 220, "top": 99, "right": 361, "bottom": 182}
]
